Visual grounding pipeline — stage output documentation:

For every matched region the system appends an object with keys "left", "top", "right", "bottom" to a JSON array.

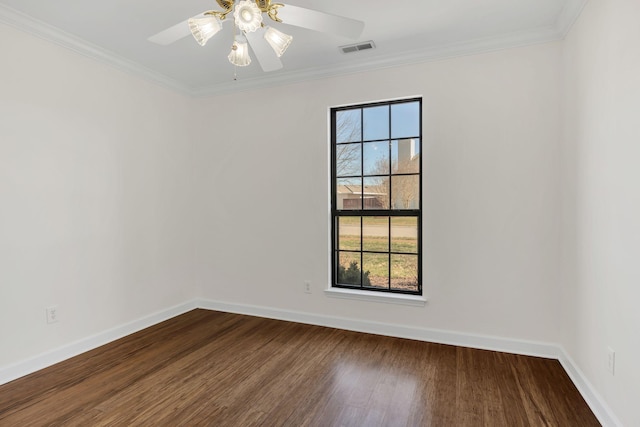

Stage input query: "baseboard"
[
  {"left": 558, "top": 349, "right": 623, "bottom": 427},
  {"left": 0, "top": 297, "right": 620, "bottom": 426},
  {"left": 195, "top": 298, "right": 620, "bottom": 427},
  {"left": 195, "top": 298, "right": 560, "bottom": 358},
  {"left": 0, "top": 300, "right": 199, "bottom": 386}
]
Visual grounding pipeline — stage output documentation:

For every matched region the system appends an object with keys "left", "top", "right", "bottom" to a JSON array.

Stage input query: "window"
[{"left": 331, "top": 98, "right": 422, "bottom": 295}]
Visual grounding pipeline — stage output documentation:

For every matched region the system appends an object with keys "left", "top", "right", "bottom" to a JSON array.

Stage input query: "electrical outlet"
[
  {"left": 46, "top": 306, "right": 59, "bottom": 324},
  {"left": 607, "top": 347, "right": 615, "bottom": 375},
  {"left": 304, "top": 280, "right": 312, "bottom": 294}
]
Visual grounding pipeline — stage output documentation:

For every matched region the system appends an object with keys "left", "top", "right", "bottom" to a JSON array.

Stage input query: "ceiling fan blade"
[
  {"left": 148, "top": 13, "right": 207, "bottom": 45},
  {"left": 277, "top": 4, "right": 364, "bottom": 39},
  {"left": 245, "top": 27, "right": 283, "bottom": 72}
]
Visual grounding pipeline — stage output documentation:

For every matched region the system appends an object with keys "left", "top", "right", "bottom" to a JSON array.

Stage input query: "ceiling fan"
[{"left": 148, "top": 0, "right": 365, "bottom": 72}]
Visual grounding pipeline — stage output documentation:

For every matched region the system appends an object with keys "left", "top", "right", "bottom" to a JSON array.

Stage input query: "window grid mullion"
[
  {"left": 387, "top": 105, "right": 392, "bottom": 290},
  {"left": 359, "top": 108, "right": 364, "bottom": 287},
  {"left": 332, "top": 98, "right": 421, "bottom": 295},
  {"left": 360, "top": 216, "right": 363, "bottom": 289}
]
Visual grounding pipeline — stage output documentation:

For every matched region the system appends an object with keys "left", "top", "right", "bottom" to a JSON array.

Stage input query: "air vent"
[{"left": 340, "top": 41, "right": 376, "bottom": 54}]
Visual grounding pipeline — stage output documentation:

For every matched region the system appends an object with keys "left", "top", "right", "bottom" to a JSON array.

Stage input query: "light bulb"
[
  {"left": 264, "top": 26, "right": 292, "bottom": 57},
  {"left": 188, "top": 16, "right": 222, "bottom": 46},
  {"left": 228, "top": 35, "right": 251, "bottom": 67}
]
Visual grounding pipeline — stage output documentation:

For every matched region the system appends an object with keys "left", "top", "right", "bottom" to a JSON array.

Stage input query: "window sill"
[{"left": 324, "top": 288, "right": 427, "bottom": 307}]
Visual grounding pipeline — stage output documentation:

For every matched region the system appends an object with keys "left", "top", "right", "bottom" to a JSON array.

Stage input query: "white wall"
[
  {"left": 192, "top": 42, "right": 564, "bottom": 344},
  {"left": 562, "top": 1, "right": 640, "bottom": 425},
  {"left": 5, "top": 7, "right": 636, "bottom": 423},
  {"left": 0, "top": 23, "right": 197, "bottom": 367}
]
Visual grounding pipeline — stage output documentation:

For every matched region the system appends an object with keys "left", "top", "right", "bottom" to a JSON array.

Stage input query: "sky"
[{"left": 336, "top": 100, "right": 421, "bottom": 179}]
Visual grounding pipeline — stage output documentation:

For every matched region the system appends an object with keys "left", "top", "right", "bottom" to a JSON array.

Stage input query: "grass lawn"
[
  {"left": 337, "top": 219, "right": 419, "bottom": 291},
  {"left": 338, "top": 235, "right": 418, "bottom": 286},
  {"left": 338, "top": 235, "right": 417, "bottom": 253},
  {"left": 338, "top": 216, "right": 417, "bottom": 227}
]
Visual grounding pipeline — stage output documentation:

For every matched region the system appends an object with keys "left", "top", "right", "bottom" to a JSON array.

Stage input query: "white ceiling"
[{"left": 0, "top": 0, "right": 586, "bottom": 96}]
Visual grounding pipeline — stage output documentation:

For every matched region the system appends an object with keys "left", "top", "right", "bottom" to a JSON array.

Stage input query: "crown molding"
[
  {"left": 0, "top": 3, "right": 194, "bottom": 96},
  {"left": 0, "top": 0, "right": 588, "bottom": 98},
  {"left": 555, "top": 0, "right": 589, "bottom": 37},
  {"left": 190, "top": 0, "right": 588, "bottom": 97},
  {"left": 195, "top": 26, "right": 563, "bottom": 97}
]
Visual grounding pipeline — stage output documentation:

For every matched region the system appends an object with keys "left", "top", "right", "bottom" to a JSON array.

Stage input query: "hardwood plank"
[{"left": 0, "top": 309, "right": 601, "bottom": 426}]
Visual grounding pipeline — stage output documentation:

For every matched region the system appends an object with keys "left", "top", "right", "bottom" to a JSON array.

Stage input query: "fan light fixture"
[
  {"left": 188, "top": 0, "right": 292, "bottom": 69},
  {"left": 233, "top": 0, "right": 263, "bottom": 33},
  {"left": 188, "top": 16, "right": 223, "bottom": 46},
  {"left": 264, "top": 26, "right": 292, "bottom": 57},
  {"left": 150, "top": 0, "right": 365, "bottom": 74},
  {"left": 228, "top": 35, "right": 251, "bottom": 66}
]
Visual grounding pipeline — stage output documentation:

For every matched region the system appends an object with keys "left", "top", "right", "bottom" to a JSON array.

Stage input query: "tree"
[
  {"left": 392, "top": 158, "right": 419, "bottom": 209},
  {"left": 335, "top": 111, "right": 361, "bottom": 177},
  {"left": 367, "top": 157, "right": 390, "bottom": 209},
  {"left": 336, "top": 144, "right": 360, "bottom": 177},
  {"left": 368, "top": 156, "right": 419, "bottom": 210}
]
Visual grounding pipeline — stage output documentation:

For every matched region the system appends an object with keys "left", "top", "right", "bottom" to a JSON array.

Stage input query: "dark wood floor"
[{"left": 0, "top": 309, "right": 599, "bottom": 426}]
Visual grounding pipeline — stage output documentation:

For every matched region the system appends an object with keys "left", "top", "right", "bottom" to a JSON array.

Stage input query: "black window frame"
[{"left": 330, "top": 97, "right": 423, "bottom": 296}]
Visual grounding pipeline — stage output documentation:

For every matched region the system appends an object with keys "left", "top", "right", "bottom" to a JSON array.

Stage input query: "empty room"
[{"left": 0, "top": 0, "right": 638, "bottom": 425}]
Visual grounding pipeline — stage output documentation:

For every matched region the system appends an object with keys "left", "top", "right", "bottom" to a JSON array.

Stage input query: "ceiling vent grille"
[{"left": 340, "top": 41, "right": 376, "bottom": 54}]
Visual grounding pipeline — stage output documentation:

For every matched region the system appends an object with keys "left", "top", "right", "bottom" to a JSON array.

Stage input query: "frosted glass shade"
[
  {"left": 233, "top": 0, "right": 263, "bottom": 33},
  {"left": 228, "top": 35, "right": 251, "bottom": 67},
  {"left": 188, "top": 16, "right": 222, "bottom": 46},
  {"left": 264, "top": 26, "right": 292, "bottom": 57}
]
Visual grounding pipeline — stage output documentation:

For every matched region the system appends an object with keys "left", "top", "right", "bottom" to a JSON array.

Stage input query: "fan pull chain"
[{"left": 233, "top": 24, "right": 239, "bottom": 81}]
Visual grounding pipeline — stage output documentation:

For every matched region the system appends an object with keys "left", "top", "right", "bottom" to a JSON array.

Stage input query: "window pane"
[
  {"left": 363, "top": 105, "right": 389, "bottom": 141},
  {"left": 336, "top": 109, "right": 362, "bottom": 143},
  {"left": 391, "top": 101, "right": 420, "bottom": 139},
  {"left": 337, "top": 178, "right": 362, "bottom": 210},
  {"left": 391, "top": 217, "right": 418, "bottom": 253},
  {"left": 363, "top": 141, "right": 389, "bottom": 176},
  {"left": 392, "top": 139, "right": 420, "bottom": 173},
  {"left": 391, "top": 175, "right": 419, "bottom": 209},
  {"left": 332, "top": 99, "right": 421, "bottom": 296},
  {"left": 391, "top": 254, "right": 418, "bottom": 292},
  {"left": 336, "top": 143, "right": 361, "bottom": 177},
  {"left": 339, "top": 217, "right": 360, "bottom": 251},
  {"left": 338, "top": 251, "right": 361, "bottom": 285},
  {"left": 363, "top": 176, "right": 389, "bottom": 210},
  {"left": 363, "top": 253, "right": 389, "bottom": 289},
  {"left": 363, "top": 216, "right": 388, "bottom": 252}
]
